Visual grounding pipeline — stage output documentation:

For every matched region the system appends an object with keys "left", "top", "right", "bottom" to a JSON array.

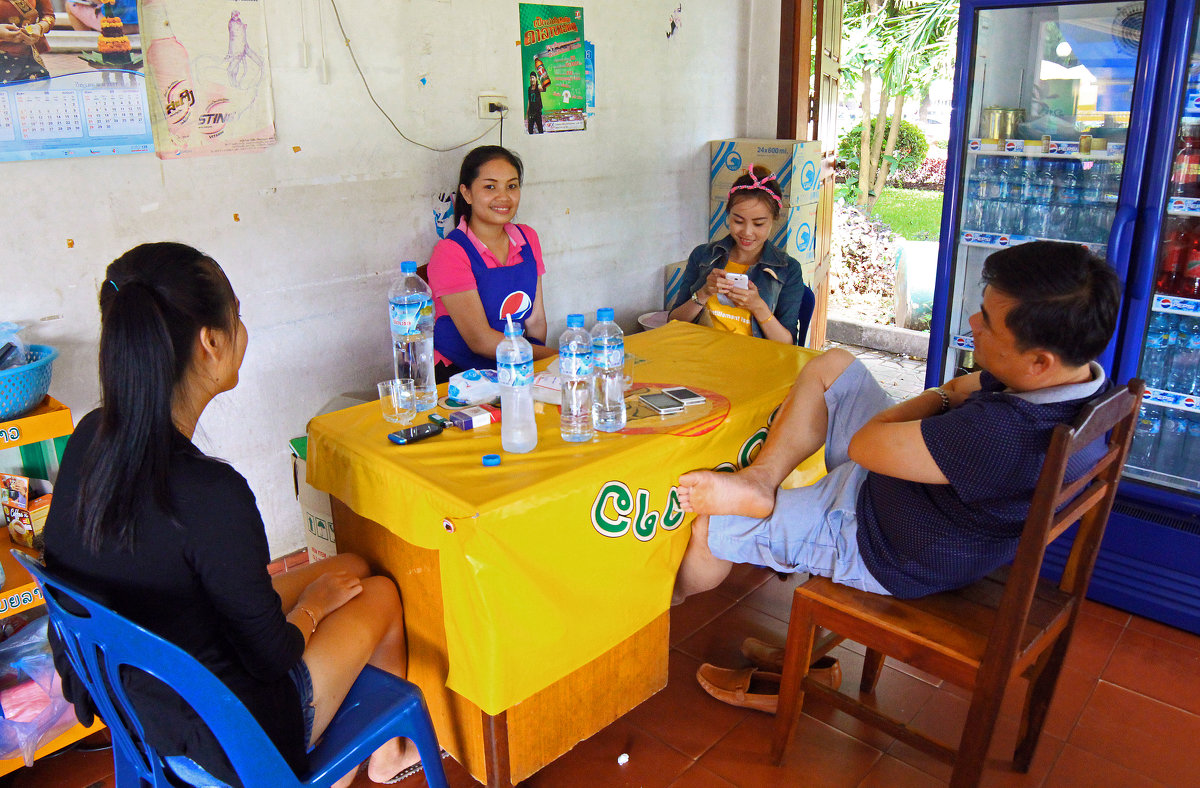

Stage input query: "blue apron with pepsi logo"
[{"left": 434, "top": 225, "right": 542, "bottom": 371}]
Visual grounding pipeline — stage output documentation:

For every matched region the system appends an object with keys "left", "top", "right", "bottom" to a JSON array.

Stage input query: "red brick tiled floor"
[{"left": 13, "top": 567, "right": 1200, "bottom": 788}]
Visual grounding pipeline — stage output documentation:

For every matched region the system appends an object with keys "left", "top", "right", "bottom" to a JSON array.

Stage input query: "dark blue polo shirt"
[{"left": 856, "top": 368, "right": 1109, "bottom": 598}]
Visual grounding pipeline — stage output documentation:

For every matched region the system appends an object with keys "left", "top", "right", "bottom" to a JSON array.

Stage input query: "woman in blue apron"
[{"left": 428, "top": 146, "right": 555, "bottom": 379}]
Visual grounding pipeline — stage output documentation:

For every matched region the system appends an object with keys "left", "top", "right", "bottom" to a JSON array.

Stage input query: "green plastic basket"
[{"left": 0, "top": 345, "right": 58, "bottom": 422}]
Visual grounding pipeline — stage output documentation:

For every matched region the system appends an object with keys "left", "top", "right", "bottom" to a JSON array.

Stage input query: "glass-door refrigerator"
[{"left": 930, "top": 0, "right": 1200, "bottom": 634}]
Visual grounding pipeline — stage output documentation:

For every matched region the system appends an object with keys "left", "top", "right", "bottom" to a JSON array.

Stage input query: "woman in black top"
[{"left": 43, "top": 243, "right": 417, "bottom": 787}]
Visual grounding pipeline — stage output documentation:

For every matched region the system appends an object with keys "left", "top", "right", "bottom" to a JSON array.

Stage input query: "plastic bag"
[
  {"left": 0, "top": 616, "right": 77, "bottom": 766},
  {"left": 0, "top": 323, "right": 27, "bottom": 371},
  {"left": 447, "top": 368, "right": 499, "bottom": 405}
]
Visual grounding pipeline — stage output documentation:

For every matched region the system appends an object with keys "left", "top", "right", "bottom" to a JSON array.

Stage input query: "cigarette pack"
[{"left": 449, "top": 404, "right": 501, "bottom": 430}]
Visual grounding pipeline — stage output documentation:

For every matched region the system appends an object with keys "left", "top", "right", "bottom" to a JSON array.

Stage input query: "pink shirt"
[{"left": 427, "top": 220, "right": 546, "bottom": 322}]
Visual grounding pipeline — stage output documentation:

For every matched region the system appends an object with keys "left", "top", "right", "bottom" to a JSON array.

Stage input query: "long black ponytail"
[
  {"left": 453, "top": 145, "right": 524, "bottom": 225},
  {"left": 78, "top": 243, "right": 237, "bottom": 553}
]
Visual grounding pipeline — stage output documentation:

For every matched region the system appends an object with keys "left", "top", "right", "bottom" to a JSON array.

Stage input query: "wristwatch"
[{"left": 690, "top": 291, "right": 703, "bottom": 305}]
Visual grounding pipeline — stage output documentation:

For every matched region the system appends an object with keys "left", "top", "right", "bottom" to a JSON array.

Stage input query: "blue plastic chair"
[
  {"left": 797, "top": 284, "right": 817, "bottom": 347},
  {"left": 13, "top": 551, "right": 449, "bottom": 788}
]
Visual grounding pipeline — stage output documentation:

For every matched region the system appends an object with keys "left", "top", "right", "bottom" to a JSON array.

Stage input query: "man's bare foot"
[
  {"left": 678, "top": 467, "right": 777, "bottom": 518},
  {"left": 364, "top": 737, "right": 419, "bottom": 784}
]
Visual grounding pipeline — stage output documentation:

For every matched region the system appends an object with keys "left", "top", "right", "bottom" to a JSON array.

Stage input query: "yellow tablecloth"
[{"left": 306, "top": 321, "right": 819, "bottom": 714}]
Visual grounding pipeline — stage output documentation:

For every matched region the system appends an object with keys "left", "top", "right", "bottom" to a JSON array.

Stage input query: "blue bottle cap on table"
[
  {"left": 567, "top": 313, "right": 584, "bottom": 328},
  {"left": 597, "top": 307, "right": 614, "bottom": 321},
  {"left": 482, "top": 454, "right": 502, "bottom": 466},
  {"left": 401, "top": 260, "right": 417, "bottom": 274}
]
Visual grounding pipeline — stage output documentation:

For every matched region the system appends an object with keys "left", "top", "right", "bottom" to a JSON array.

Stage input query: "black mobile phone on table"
[
  {"left": 638, "top": 392, "right": 685, "bottom": 415},
  {"left": 388, "top": 423, "right": 443, "bottom": 445}
]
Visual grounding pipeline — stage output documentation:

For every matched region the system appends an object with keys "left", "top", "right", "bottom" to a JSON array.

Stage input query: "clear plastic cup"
[{"left": 378, "top": 379, "right": 416, "bottom": 424}]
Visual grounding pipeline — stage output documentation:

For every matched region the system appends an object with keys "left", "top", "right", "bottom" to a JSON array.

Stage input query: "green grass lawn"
[{"left": 869, "top": 188, "right": 945, "bottom": 240}]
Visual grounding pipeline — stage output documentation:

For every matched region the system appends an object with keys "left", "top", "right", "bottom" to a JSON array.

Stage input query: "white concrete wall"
[{"left": 9, "top": 0, "right": 780, "bottom": 556}]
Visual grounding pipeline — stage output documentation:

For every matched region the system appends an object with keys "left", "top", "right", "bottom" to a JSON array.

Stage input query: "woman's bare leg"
[
  {"left": 274, "top": 556, "right": 414, "bottom": 786},
  {"left": 303, "top": 575, "right": 415, "bottom": 785},
  {"left": 271, "top": 553, "right": 369, "bottom": 611}
]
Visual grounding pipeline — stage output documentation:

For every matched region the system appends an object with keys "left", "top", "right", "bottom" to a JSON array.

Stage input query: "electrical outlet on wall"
[{"left": 478, "top": 94, "right": 507, "bottom": 119}]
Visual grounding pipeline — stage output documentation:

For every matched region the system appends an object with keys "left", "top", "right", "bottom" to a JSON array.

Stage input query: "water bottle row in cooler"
[
  {"left": 1141, "top": 312, "right": 1200, "bottom": 394},
  {"left": 962, "top": 156, "right": 1117, "bottom": 243},
  {"left": 1128, "top": 405, "right": 1200, "bottom": 479}
]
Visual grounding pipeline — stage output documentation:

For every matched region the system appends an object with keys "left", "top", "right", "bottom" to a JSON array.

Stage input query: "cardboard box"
[
  {"left": 710, "top": 138, "right": 823, "bottom": 205},
  {"left": 1, "top": 473, "right": 52, "bottom": 550},
  {"left": 290, "top": 436, "right": 336, "bottom": 563},
  {"left": 664, "top": 260, "right": 687, "bottom": 309}
]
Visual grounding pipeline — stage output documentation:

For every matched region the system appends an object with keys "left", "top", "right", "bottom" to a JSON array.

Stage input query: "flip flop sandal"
[{"left": 379, "top": 749, "right": 451, "bottom": 784}]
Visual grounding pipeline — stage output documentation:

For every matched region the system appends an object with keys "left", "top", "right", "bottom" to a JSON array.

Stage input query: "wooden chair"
[{"left": 770, "top": 380, "right": 1143, "bottom": 788}]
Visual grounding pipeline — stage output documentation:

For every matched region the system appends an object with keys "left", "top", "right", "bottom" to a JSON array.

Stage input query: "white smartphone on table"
[{"left": 661, "top": 386, "right": 706, "bottom": 406}]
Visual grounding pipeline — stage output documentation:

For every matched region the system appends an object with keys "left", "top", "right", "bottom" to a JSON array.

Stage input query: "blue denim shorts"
[
  {"left": 289, "top": 659, "right": 316, "bottom": 748},
  {"left": 707, "top": 358, "right": 892, "bottom": 594}
]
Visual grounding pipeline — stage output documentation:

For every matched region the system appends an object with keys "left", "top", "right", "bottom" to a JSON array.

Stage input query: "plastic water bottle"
[
  {"left": 1167, "top": 316, "right": 1200, "bottom": 394},
  {"left": 559, "top": 313, "right": 594, "bottom": 442},
  {"left": 1157, "top": 409, "right": 1189, "bottom": 474},
  {"left": 1079, "top": 167, "right": 1107, "bottom": 244},
  {"left": 591, "top": 308, "right": 627, "bottom": 432},
  {"left": 1128, "top": 406, "right": 1161, "bottom": 468},
  {"left": 1141, "top": 312, "right": 1176, "bottom": 389},
  {"left": 496, "top": 317, "right": 537, "bottom": 453},
  {"left": 1185, "top": 415, "right": 1200, "bottom": 478},
  {"left": 388, "top": 261, "right": 437, "bottom": 410}
]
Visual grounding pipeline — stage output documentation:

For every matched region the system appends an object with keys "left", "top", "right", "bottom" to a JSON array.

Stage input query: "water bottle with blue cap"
[{"left": 497, "top": 315, "right": 537, "bottom": 453}]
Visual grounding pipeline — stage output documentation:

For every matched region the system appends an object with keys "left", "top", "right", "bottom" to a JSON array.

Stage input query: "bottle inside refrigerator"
[
  {"left": 941, "top": 2, "right": 1143, "bottom": 380},
  {"left": 1128, "top": 11, "right": 1200, "bottom": 493}
]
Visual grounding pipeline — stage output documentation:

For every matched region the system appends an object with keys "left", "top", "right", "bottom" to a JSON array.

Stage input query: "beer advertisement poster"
[
  {"left": 142, "top": 0, "right": 276, "bottom": 159},
  {"left": 519, "top": 4, "right": 586, "bottom": 134}
]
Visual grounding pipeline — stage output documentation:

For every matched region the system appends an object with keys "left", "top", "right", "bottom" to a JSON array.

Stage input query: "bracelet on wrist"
[
  {"left": 760, "top": 312, "right": 777, "bottom": 325},
  {"left": 295, "top": 605, "right": 318, "bottom": 636},
  {"left": 928, "top": 386, "right": 951, "bottom": 414}
]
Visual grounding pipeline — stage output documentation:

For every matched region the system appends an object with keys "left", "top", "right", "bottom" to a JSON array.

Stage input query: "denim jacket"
[{"left": 671, "top": 235, "right": 808, "bottom": 343}]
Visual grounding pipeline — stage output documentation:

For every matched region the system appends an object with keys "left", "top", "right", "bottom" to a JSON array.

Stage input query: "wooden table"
[{"left": 308, "top": 323, "right": 818, "bottom": 786}]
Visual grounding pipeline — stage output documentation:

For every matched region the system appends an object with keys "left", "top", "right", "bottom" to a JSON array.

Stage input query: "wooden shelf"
[
  {"left": 0, "top": 397, "right": 72, "bottom": 452},
  {"left": 0, "top": 544, "right": 43, "bottom": 617},
  {"left": 0, "top": 401, "right": 105, "bottom": 776}
]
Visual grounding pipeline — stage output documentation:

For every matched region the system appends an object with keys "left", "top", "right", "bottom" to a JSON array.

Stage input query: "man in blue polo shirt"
[{"left": 673, "top": 241, "right": 1120, "bottom": 705}]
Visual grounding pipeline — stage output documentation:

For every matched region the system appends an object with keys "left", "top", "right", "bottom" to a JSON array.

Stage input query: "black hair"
[
  {"left": 454, "top": 145, "right": 524, "bottom": 225},
  {"left": 981, "top": 241, "right": 1120, "bottom": 367},
  {"left": 726, "top": 164, "right": 784, "bottom": 220},
  {"left": 77, "top": 242, "right": 238, "bottom": 552}
]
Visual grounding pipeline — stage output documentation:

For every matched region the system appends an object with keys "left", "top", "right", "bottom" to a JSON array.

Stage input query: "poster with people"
[
  {"left": 518, "top": 4, "right": 585, "bottom": 134},
  {"left": 141, "top": 0, "right": 275, "bottom": 159},
  {"left": 0, "top": 0, "right": 153, "bottom": 162}
]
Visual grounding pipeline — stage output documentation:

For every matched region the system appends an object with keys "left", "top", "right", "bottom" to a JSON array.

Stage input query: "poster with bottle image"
[
  {"left": 140, "top": 0, "right": 275, "bottom": 159},
  {"left": 0, "top": 0, "right": 154, "bottom": 162},
  {"left": 519, "top": 4, "right": 585, "bottom": 134}
]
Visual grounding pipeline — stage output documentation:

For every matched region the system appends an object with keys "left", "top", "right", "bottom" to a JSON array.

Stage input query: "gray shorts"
[{"left": 708, "top": 358, "right": 893, "bottom": 594}]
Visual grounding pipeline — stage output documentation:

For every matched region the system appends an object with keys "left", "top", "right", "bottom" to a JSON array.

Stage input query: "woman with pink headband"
[{"left": 668, "top": 164, "right": 809, "bottom": 344}]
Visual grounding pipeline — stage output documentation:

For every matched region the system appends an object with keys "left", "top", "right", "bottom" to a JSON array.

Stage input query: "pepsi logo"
[
  {"left": 800, "top": 160, "right": 817, "bottom": 190},
  {"left": 1005, "top": 141, "right": 1018, "bottom": 151},
  {"left": 498, "top": 290, "right": 533, "bottom": 321},
  {"left": 998, "top": 235, "right": 1010, "bottom": 246},
  {"left": 1170, "top": 199, "right": 1185, "bottom": 211},
  {"left": 969, "top": 140, "right": 980, "bottom": 150},
  {"left": 964, "top": 232, "right": 975, "bottom": 242},
  {"left": 1157, "top": 297, "right": 1173, "bottom": 308},
  {"left": 1185, "top": 396, "right": 1197, "bottom": 408},
  {"left": 1049, "top": 143, "right": 1060, "bottom": 154}
]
